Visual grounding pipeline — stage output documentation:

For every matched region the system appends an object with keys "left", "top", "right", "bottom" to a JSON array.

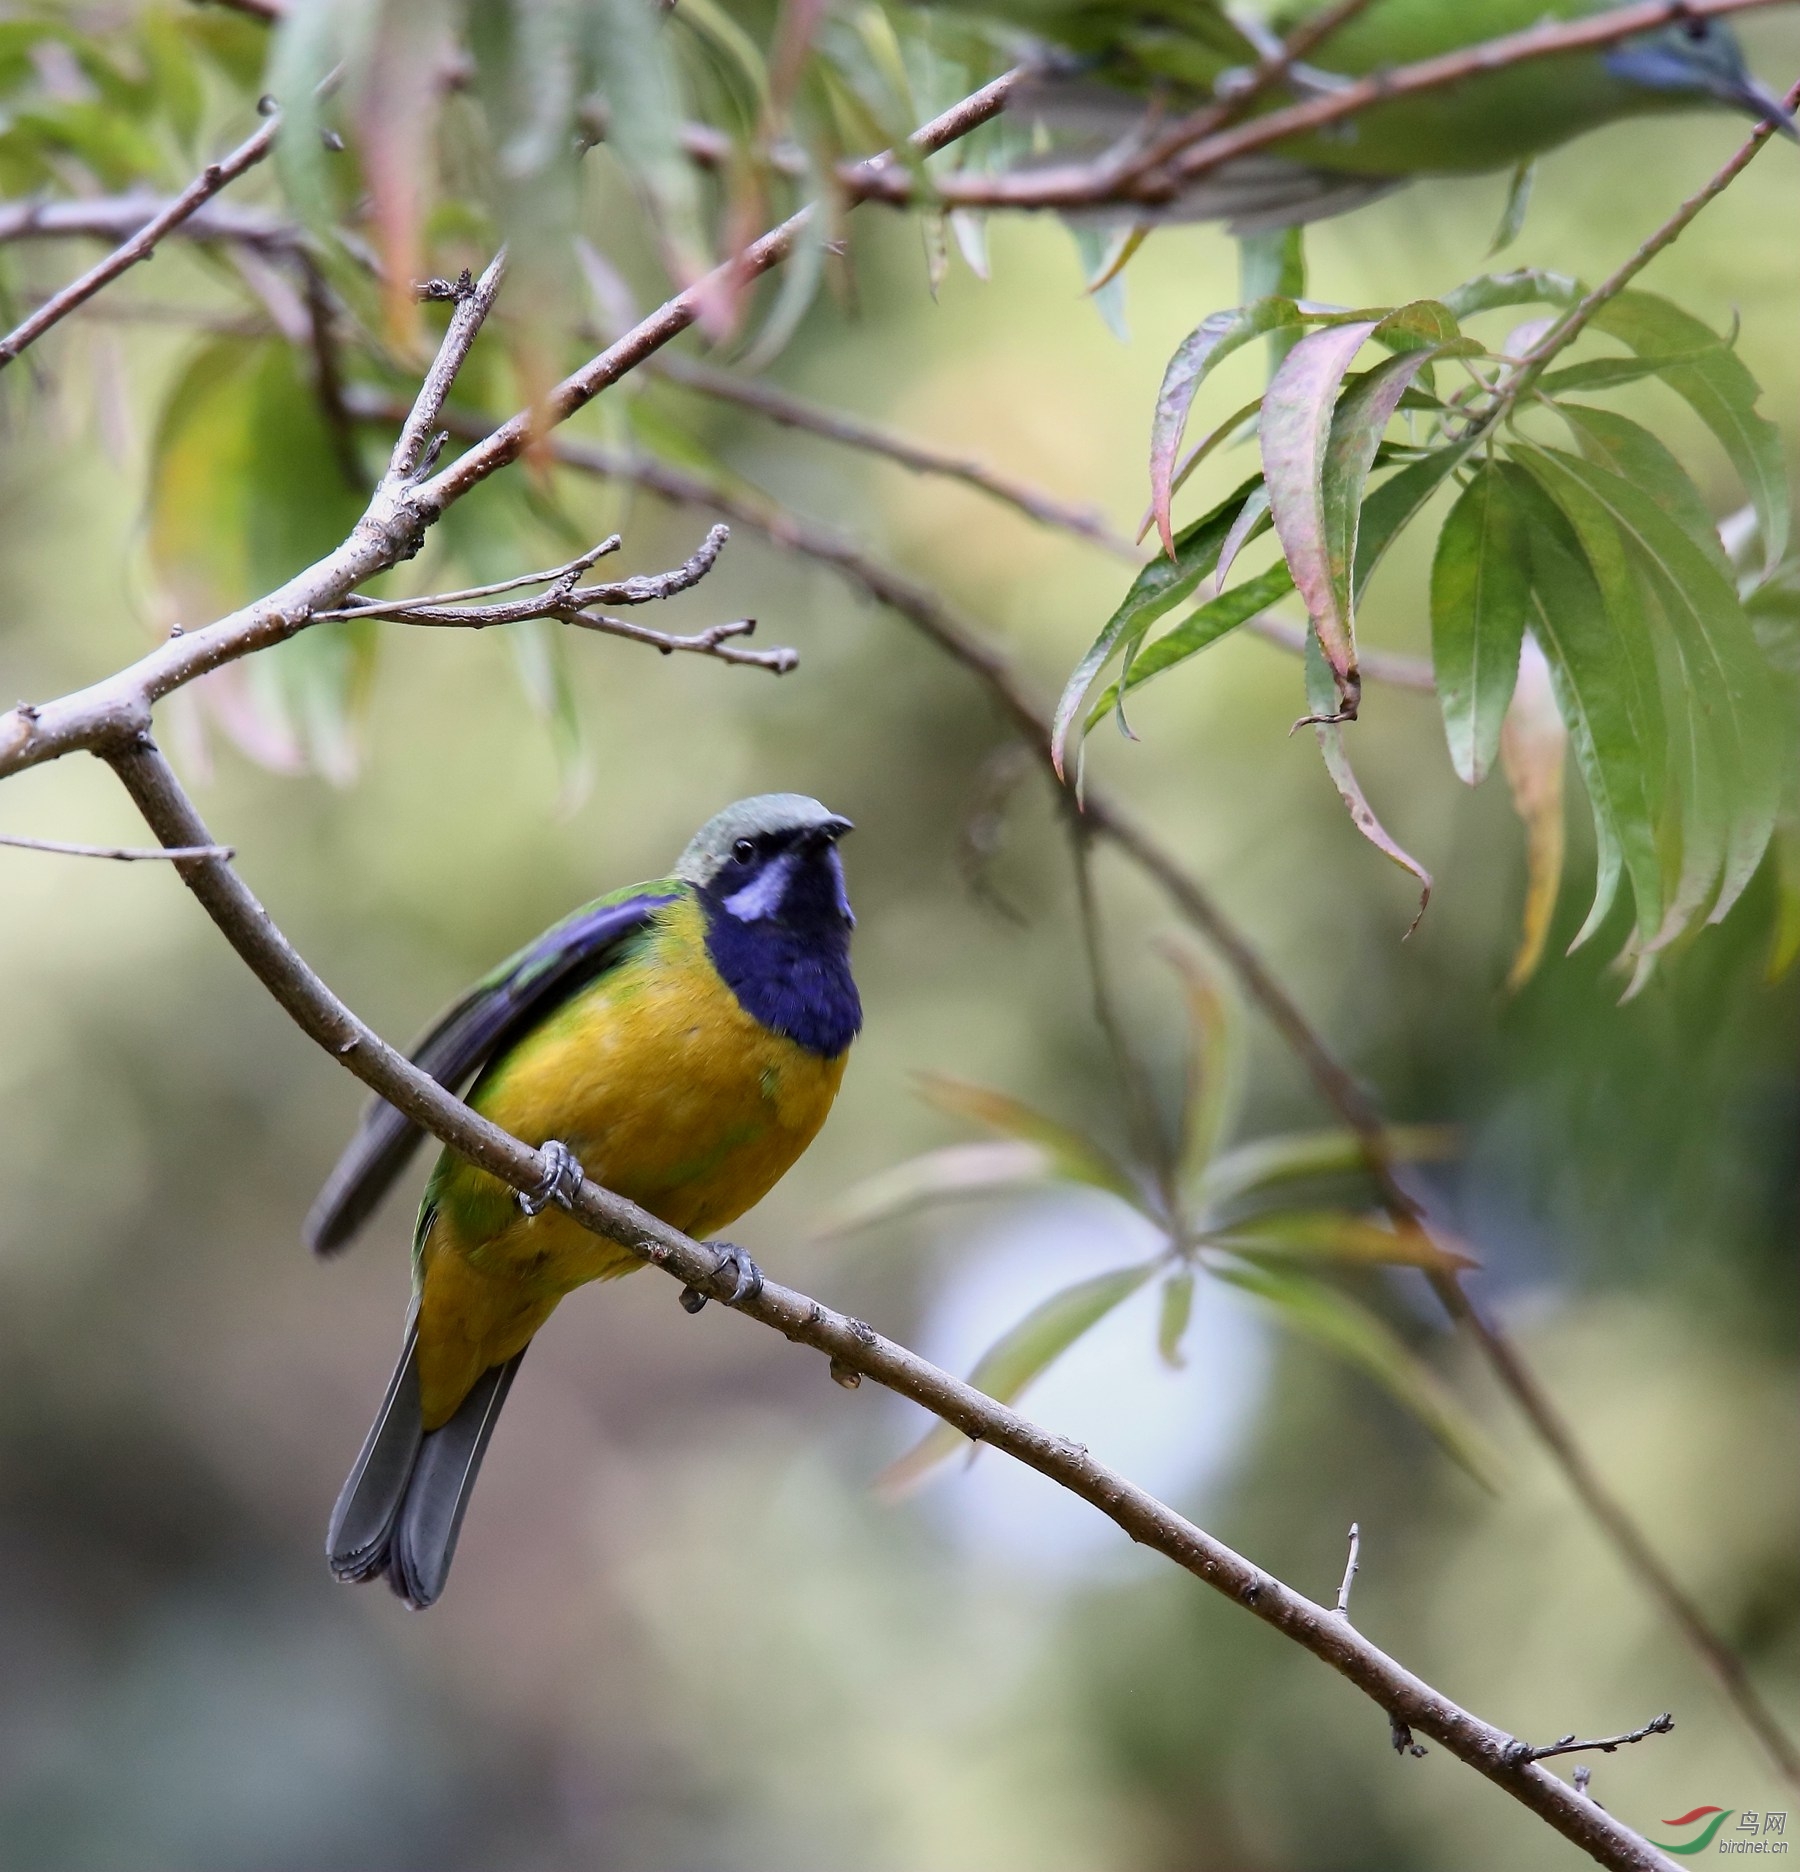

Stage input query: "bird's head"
[
  {"left": 677, "top": 793, "right": 856, "bottom": 933},
  {"left": 1604, "top": 14, "right": 1797, "bottom": 138}
]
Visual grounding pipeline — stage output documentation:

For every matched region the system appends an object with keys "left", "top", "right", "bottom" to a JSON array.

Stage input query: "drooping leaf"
[
  {"left": 1208, "top": 1209, "right": 1478, "bottom": 1273},
  {"left": 1198, "top": 1124, "right": 1458, "bottom": 1216},
  {"left": 1499, "top": 633, "right": 1568, "bottom": 990},
  {"left": 1160, "top": 942, "right": 1241, "bottom": 1186},
  {"left": 1768, "top": 819, "right": 1800, "bottom": 983},
  {"left": 1527, "top": 444, "right": 1784, "bottom": 932},
  {"left": 149, "top": 339, "right": 373, "bottom": 781},
  {"left": 1352, "top": 442, "right": 1473, "bottom": 597},
  {"left": 914, "top": 1073, "right": 1140, "bottom": 1202},
  {"left": 1488, "top": 160, "right": 1535, "bottom": 255},
  {"left": 1054, "top": 476, "right": 1261, "bottom": 776},
  {"left": 1212, "top": 1262, "right": 1503, "bottom": 1486},
  {"left": 1536, "top": 351, "right": 1716, "bottom": 396},
  {"left": 1430, "top": 461, "right": 1530, "bottom": 786},
  {"left": 1150, "top": 299, "right": 1308, "bottom": 556},
  {"left": 1213, "top": 480, "right": 1271, "bottom": 594},
  {"left": 1157, "top": 1270, "right": 1195, "bottom": 1370},
  {"left": 1069, "top": 225, "right": 1129, "bottom": 342},
  {"left": 1262, "top": 320, "right": 1378, "bottom": 714},
  {"left": 1553, "top": 403, "right": 1730, "bottom": 575},
  {"left": 1507, "top": 451, "right": 1669, "bottom": 949},
  {"left": 1593, "top": 290, "right": 1789, "bottom": 575},
  {"left": 1082, "top": 562, "right": 1295, "bottom": 731},
  {"left": 877, "top": 1263, "right": 1156, "bottom": 1494},
  {"left": 1305, "top": 632, "right": 1432, "bottom": 934},
  {"left": 814, "top": 1140, "right": 1060, "bottom": 1237}
]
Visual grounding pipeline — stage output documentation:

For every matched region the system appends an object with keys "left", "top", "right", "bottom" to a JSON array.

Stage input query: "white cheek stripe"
[{"left": 721, "top": 850, "right": 796, "bottom": 922}]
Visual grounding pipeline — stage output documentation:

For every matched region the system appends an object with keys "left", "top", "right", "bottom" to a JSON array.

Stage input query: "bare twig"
[
  {"left": 0, "top": 114, "right": 281, "bottom": 370},
  {"left": 317, "top": 526, "right": 794, "bottom": 669},
  {"left": 1507, "top": 1713, "right": 1676, "bottom": 1767},
  {"left": 0, "top": 830, "right": 234, "bottom": 863},
  {"left": 652, "top": 353, "right": 1137, "bottom": 558},
  {"left": 384, "top": 259, "right": 505, "bottom": 484},
  {"left": 96, "top": 730, "right": 1677, "bottom": 1872},
  {"left": 1336, "top": 1521, "right": 1361, "bottom": 1617},
  {"left": 0, "top": 196, "right": 304, "bottom": 255}
]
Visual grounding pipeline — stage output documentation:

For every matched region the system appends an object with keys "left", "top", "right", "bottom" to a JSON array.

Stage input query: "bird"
[
  {"left": 307, "top": 794, "right": 861, "bottom": 1609},
  {"left": 970, "top": 0, "right": 1798, "bottom": 230}
]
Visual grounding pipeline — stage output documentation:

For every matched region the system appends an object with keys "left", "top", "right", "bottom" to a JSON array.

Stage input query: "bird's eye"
[
  {"left": 1683, "top": 15, "right": 1709, "bottom": 38},
  {"left": 732, "top": 838, "right": 756, "bottom": 864}
]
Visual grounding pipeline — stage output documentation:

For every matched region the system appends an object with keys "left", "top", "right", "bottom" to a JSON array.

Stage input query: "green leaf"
[
  {"left": 1083, "top": 561, "right": 1295, "bottom": 730},
  {"left": 1305, "top": 632, "right": 1432, "bottom": 934},
  {"left": 1440, "top": 269, "right": 1581, "bottom": 321},
  {"left": 1053, "top": 475, "right": 1261, "bottom": 776},
  {"left": 1536, "top": 350, "right": 1716, "bottom": 396},
  {"left": 1352, "top": 442, "right": 1473, "bottom": 597},
  {"left": 1526, "top": 445, "right": 1783, "bottom": 933},
  {"left": 1198, "top": 1124, "right": 1459, "bottom": 1216},
  {"left": 1157, "top": 1271, "right": 1195, "bottom": 1371},
  {"left": 1498, "top": 633, "right": 1569, "bottom": 991},
  {"left": 813, "top": 1140, "right": 1061, "bottom": 1237},
  {"left": 877, "top": 1263, "right": 1156, "bottom": 1494},
  {"left": 914, "top": 1073, "right": 1140, "bottom": 1202},
  {"left": 1212, "top": 1262, "right": 1504, "bottom": 1487},
  {"left": 1488, "top": 160, "right": 1535, "bottom": 255},
  {"left": 149, "top": 339, "right": 371, "bottom": 780},
  {"left": 1553, "top": 403, "right": 1730, "bottom": 576},
  {"left": 1430, "top": 462, "right": 1530, "bottom": 786},
  {"left": 1208, "top": 1209, "right": 1478, "bottom": 1274},
  {"left": 1149, "top": 299, "right": 1307, "bottom": 556},
  {"left": 1160, "top": 942, "right": 1242, "bottom": 1186},
  {"left": 1069, "top": 225, "right": 1129, "bottom": 342},
  {"left": 1593, "top": 290, "right": 1789, "bottom": 575},
  {"left": 1262, "top": 320, "right": 1378, "bottom": 714},
  {"left": 1505, "top": 459, "right": 1664, "bottom": 950}
]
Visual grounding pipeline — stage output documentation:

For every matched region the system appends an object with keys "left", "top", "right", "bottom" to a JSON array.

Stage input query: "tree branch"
[
  {"left": 0, "top": 112, "right": 281, "bottom": 370},
  {"left": 1507, "top": 1713, "right": 1676, "bottom": 1767},
  {"left": 846, "top": 0, "right": 1793, "bottom": 212},
  {"left": 650, "top": 353, "right": 1137, "bottom": 558},
  {"left": 0, "top": 830, "right": 234, "bottom": 862},
  {"left": 101, "top": 731, "right": 1669, "bottom": 1872}
]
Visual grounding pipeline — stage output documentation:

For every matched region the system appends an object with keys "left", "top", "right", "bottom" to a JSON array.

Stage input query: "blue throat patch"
[{"left": 699, "top": 847, "right": 862, "bottom": 1059}]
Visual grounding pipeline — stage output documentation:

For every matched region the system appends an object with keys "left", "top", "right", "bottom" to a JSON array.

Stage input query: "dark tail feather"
[
  {"left": 327, "top": 1326, "right": 525, "bottom": 1610},
  {"left": 327, "top": 1318, "right": 424, "bottom": 1584},
  {"left": 385, "top": 1351, "right": 524, "bottom": 1609}
]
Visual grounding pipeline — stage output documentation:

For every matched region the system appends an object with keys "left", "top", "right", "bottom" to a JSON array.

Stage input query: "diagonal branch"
[
  {"left": 0, "top": 830, "right": 234, "bottom": 862},
  {"left": 0, "top": 113, "right": 281, "bottom": 370},
  {"left": 103, "top": 731, "right": 1669, "bottom": 1872},
  {"left": 650, "top": 353, "right": 1137, "bottom": 558}
]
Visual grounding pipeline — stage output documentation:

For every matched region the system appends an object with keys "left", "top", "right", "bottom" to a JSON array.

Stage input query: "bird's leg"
[
  {"left": 679, "top": 1242, "right": 765, "bottom": 1314},
  {"left": 518, "top": 1140, "right": 582, "bottom": 1216}
]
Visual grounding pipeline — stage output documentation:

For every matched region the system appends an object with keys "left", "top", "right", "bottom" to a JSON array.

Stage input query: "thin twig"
[
  {"left": 651, "top": 353, "right": 1138, "bottom": 558},
  {"left": 0, "top": 196, "right": 303, "bottom": 254},
  {"left": 383, "top": 257, "right": 506, "bottom": 485},
  {"left": 1336, "top": 1522, "right": 1361, "bottom": 1617},
  {"left": 316, "top": 526, "right": 793, "bottom": 669},
  {"left": 1481, "top": 72, "right": 1800, "bottom": 430},
  {"left": 1248, "top": 618, "right": 1435, "bottom": 693},
  {"left": 100, "top": 732, "right": 1674, "bottom": 1872},
  {"left": 0, "top": 830, "right": 234, "bottom": 862},
  {"left": 1507, "top": 1713, "right": 1676, "bottom": 1766},
  {"left": 0, "top": 113, "right": 281, "bottom": 369},
  {"left": 1067, "top": 818, "right": 1174, "bottom": 1209}
]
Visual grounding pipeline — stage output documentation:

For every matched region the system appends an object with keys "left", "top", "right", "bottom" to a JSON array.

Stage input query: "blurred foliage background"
[{"left": 1, "top": 3, "right": 1798, "bottom": 1867}]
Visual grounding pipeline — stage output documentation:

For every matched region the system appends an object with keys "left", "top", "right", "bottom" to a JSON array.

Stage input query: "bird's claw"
[
  {"left": 518, "top": 1139, "right": 581, "bottom": 1216},
  {"left": 680, "top": 1242, "right": 764, "bottom": 1314}
]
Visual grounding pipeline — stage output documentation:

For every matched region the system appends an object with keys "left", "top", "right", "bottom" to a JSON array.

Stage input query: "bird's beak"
[
  {"left": 1718, "top": 73, "right": 1799, "bottom": 141},
  {"left": 806, "top": 816, "right": 854, "bottom": 847}
]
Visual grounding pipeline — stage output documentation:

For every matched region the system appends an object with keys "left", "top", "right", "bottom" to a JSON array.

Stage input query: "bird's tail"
[{"left": 327, "top": 1319, "right": 525, "bottom": 1610}]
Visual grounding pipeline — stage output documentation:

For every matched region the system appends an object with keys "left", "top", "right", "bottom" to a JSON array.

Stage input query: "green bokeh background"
[{"left": 1, "top": 18, "right": 1797, "bottom": 1866}]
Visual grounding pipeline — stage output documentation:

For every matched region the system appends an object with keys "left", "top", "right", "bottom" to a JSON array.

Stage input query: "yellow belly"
[{"left": 414, "top": 897, "right": 847, "bottom": 1426}]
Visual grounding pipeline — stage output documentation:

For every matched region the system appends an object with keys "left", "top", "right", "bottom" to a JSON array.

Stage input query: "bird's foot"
[
  {"left": 679, "top": 1242, "right": 764, "bottom": 1314},
  {"left": 518, "top": 1140, "right": 582, "bottom": 1217}
]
